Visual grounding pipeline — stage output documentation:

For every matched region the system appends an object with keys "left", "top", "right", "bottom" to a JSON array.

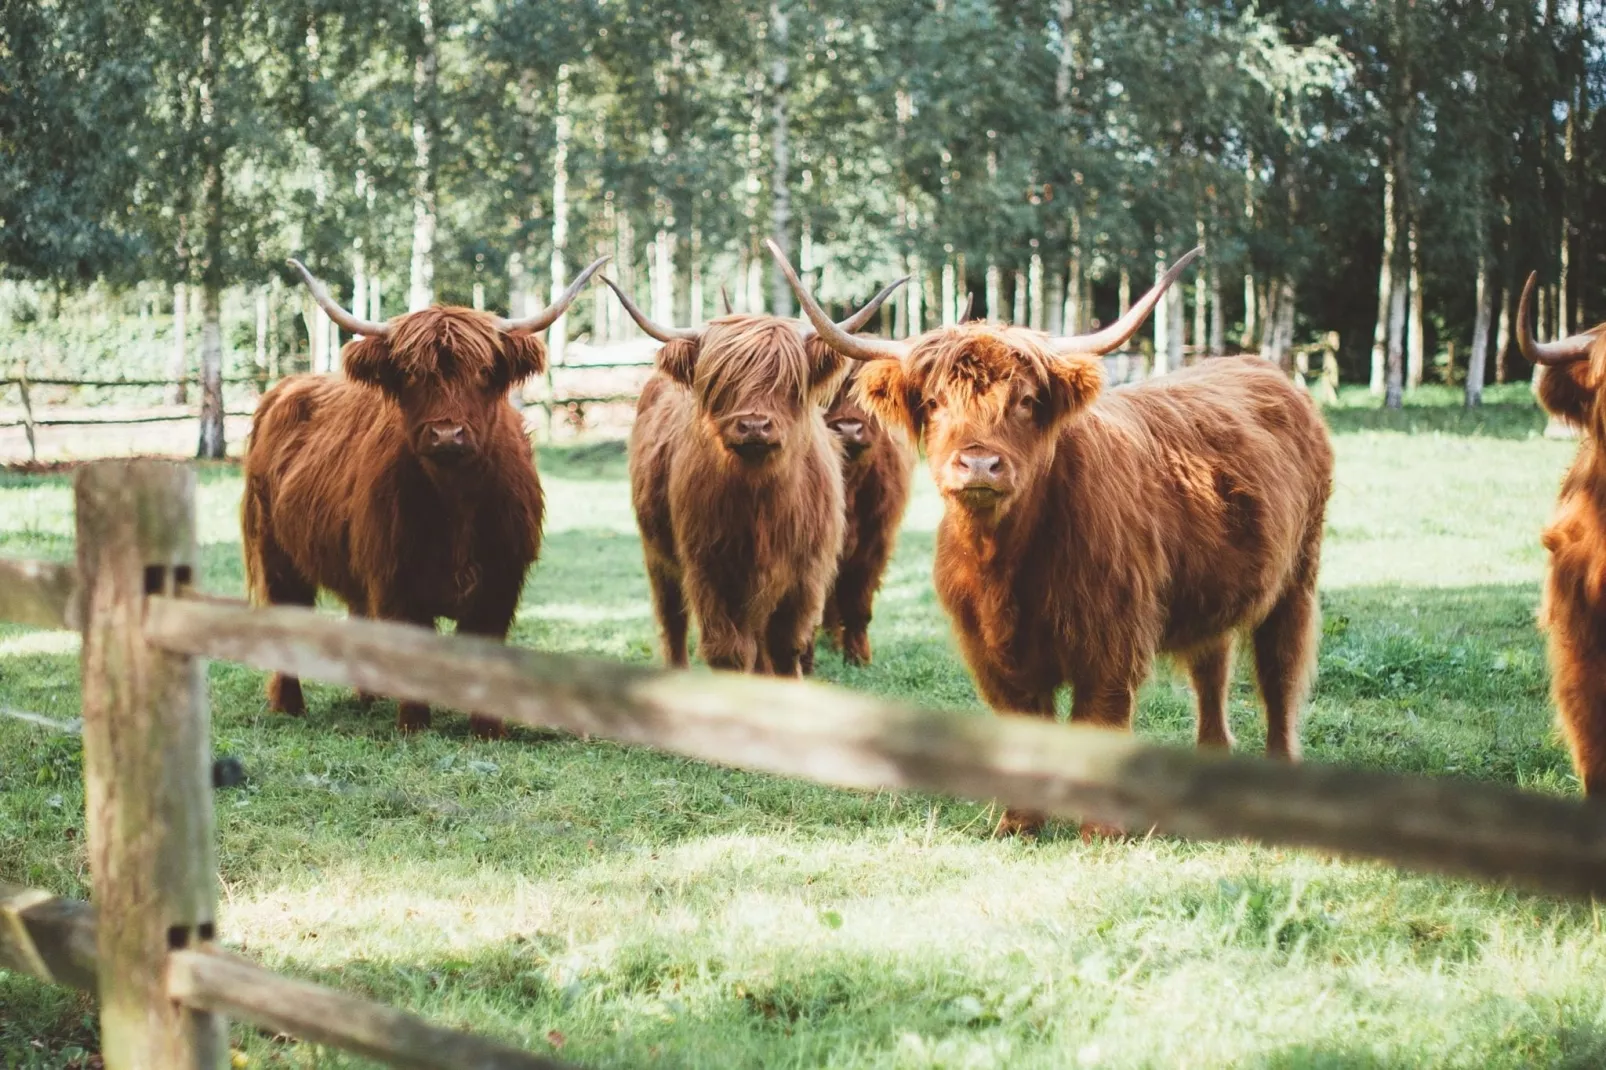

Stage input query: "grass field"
[{"left": 5, "top": 383, "right": 1606, "bottom": 1069}]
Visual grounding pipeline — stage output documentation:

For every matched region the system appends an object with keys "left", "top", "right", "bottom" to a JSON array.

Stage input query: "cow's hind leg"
[
  {"left": 646, "top": 559, "right": 690, "bottom": 669},
  {"left": 1252, "top": 581, "right": 1319, "bottom": 761},
  {"left": 256, "top": 544, "right": 316, "bottom": 717},
  {"left": 1188, "top": 638, "right": 1235, "bottom": 750}
]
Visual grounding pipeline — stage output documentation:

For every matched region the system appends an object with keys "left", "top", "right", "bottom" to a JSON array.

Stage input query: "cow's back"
[{"left": 1088, "top": 358, "right": 1332, "bottom": 649}]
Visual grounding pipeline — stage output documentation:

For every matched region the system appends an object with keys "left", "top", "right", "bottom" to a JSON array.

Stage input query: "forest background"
[{"left": 3, "top": 0, "right": 1604, "bottom": 455}]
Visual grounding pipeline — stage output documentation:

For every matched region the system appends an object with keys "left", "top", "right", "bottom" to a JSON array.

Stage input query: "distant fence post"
[
  {"left": 75, "top": 460, "right": 225, "bottom": 1069},
  {"left": 16, "top": 362, "right": 37, "bottom": 463}
]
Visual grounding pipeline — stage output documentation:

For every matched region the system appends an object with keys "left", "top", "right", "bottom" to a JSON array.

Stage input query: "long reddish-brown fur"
[
  {"left": 1534, "top": 349, "right": 1606, "bottom": 794},
  {"left": 853, "top": 328, "right": 1333, "bottom": 832},
  {"left": 807, "top": 358, "right": 915, "bottom": 669},
  {"left": 241, "top": 307, "right": 546, "bottom": 735},
  {"left": 630, "top": 315, "right": 846, "bottom": 675}
]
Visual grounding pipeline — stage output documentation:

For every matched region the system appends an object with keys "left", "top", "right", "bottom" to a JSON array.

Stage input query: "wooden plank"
[
  {"left": 0, "top": 883, "right": 572, "bottom": 1070},
  {"left": 168, "top": 947, "right": 572, "bottom": 1070},
  {"left": 0, "top": 409, "right": 257, "bottom": 430},
  {"left": 146, "top": 594, "right": 1606, "bottom": 899},
  {"left": 0, "top": 881, "right": 98, "bottom": 993},
  {"left": 76, "top": 461, "right": 225, "bottom": 1069},
  {"left": 0, "top": 557, "right": 79, "bottom": 630}
]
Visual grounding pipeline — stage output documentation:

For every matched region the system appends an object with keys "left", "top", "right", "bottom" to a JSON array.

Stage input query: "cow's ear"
[
  {"left": 342, "top": 336, "right": 401, "bottom": 394},
  {"left": 805, "top": 337, "right": 848, "bottom": 402},
  {"left": 1044, "top": 354, "right": 1104, "bottom": 421},
  {"left": 852, "top": 361, "right": 915, "bottom": 436},
  {"left": 657, "top": 338, "right": 700, "bottom": 387},
  {"left": 498, "top": 332, "right": 548, "bottom": 388},
  {"left": 1536, "top": 360, "right": 1597, "bottom": 429}
]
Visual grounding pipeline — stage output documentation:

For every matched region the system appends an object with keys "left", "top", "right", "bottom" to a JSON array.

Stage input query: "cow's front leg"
[
  {"left": 1068, "top": 672, "right": 1139, "bottom": 841},
  {"left": 456, "top": 584, "right": 524, "bottom": 740},
  {"left": 971, "top": 668, "right": 1058, "bottom": 838},
  {"left": 368, "top": 591, "right": 438, "bottom": 733},
  {"left": 763, "top": 591, "right": 820, "bottom": 680}
]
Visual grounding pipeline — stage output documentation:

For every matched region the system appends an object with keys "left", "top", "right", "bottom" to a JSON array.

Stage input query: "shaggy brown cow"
[
  {"left": 1518, "top": 272, "right": 1606, "bottom": 795},
  {"left": 611, "top": 277, "right": 905, "bottom": 675},
  {"left": 806, "top": 364, "right": 915, "bottom": 669},
  {"left": 242, "top": 255, "right": 605, "bottom": 734},
  {"left": 774, "top": 241, "right": 1334, "bottom": 834}
]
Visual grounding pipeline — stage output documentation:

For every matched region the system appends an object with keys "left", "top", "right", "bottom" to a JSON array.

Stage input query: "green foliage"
[{"left": 3, "top": 412, "right": 1603, "bottom": 1066}]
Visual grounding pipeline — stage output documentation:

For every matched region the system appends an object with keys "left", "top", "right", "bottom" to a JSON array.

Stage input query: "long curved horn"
[
  {"left": 959, "top": 292, "right": 977, "bottom": 323},
  {"left": 720, "top": 286, "right": 734, "bottom": 315},
  {"left": 1049, "top": 245, "right": 1204, "bottom": 356},
  {"left": 800, "top": 275, "right": 910, "bottom": 338},
  {"left": 1517, "top": 271, "right": 1597, "bottom": 366},
  {"left": 496, "top": 256, "right": 609, "bottom": 333},
  {"left": 287, "top": 259, "right": 390, "bottom": 337},
  {"left": 600, "top": 277, "right": 700, "bottom": 343},
  {"left": 765, "top": 239, "right": 911, "bottom": 363}
]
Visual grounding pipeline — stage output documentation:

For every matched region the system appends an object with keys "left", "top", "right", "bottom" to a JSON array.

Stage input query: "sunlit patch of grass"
[{"left": 4, "top": 424, "right": 1605, "bottom": 1067}]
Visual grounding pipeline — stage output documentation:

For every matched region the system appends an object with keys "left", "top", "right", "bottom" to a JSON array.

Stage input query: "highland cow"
[
  {"left": 775, "top": 241, "right": 1333, "bottom": 834},
  {"left": 1518, "top": 272, "right": 1606, "bottom": 795},
  {"left": 807, "top": 363, "right": 915, "bottom": 670},
  {"left": 242, "top": 255, "right": 605, "bottom": 734},
  {"left": 609, "top": 277, "right": 904, "bottom": 675}
]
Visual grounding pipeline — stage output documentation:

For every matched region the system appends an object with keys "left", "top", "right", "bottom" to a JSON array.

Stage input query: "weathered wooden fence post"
[
  {"left": 75, "top": 460, "right": 225, "bottom": 1069},
  {"left": 16, "top": 362, "right": 37, "bottom": 463}
]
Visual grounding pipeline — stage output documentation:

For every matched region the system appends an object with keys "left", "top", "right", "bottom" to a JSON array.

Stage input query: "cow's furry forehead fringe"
[
  {"left": 907, "top": 323, "right": 1063, "bottom": 406},
  {"left": 383, "top": 307, "right": 511, "bottom": 379},
  {"left": 695, "top": 314, "right": 813, "bottom": 406}
]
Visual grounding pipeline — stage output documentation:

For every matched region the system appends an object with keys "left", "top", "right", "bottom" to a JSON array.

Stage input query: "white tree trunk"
[
  {"left": 1048, "top": 272, "right": 1065, "bottom": 335},
  {"left": 1010, "top": 270, "right": 1026, "bottom": 326},
  {"left": 768, "top": 1, "right": 792, "bottom": 317},
  {"left": 1152, "top": 242, "right": 1169, "bottom": 375},
  {"left": 986, "top": 262, "right": 1003, "bottom": 324},
  {"left": 352, "top": 248, "right": 368, "bottom": 328},
  {"left": 170, "top": 282, "right": 188, "bottom": 404},
  {"left": 1407, "top": 221, "right": 1424, "bottom": 389},
  {"left": 198, "top": 286, "right": 224, "bottom": 458},
  {"left": 1243, "top": 151, "right": 1258, "bottom": 349},
  {"left": 1168, "top": 280, "right": 1185, "bottom": 371},
  {"left": 1193, "top": 219, "right": 1208, "bottom": 361},
  {"left": 548, "top": 67, "right": 573, "bottom": 368},
  {"left": 369, "top": 275, "right": 383, "bottom": 322},
  {"left": 1467, "top": 246, "right": 1493, "bottom": 407},
  {"left": 408, "top": 0, "right": 437, "bottom": 312},
  {"left": 254, "top": 288, "right": 268, "bottom": 381},
  {"left": 1119, "top": 267, "right": 1131, "bottom": 318},
  {"left": 907, "top": 254, "right": 925, "bottom": 334},
  {"left": 1027, "top": 253, "right": 1043, "bottom": 331},
  {"left": 1370, "top": 167, "right": 1394, "bottom": 394},
  {"left": 1209, "top": 262, "right": 1225, "bottom": 356},
  {"left": 689, "top": 227, "right": 705, "bottom": 326},
  {"left": 941, "top": 260, "right": 957, "bottom": 326}
]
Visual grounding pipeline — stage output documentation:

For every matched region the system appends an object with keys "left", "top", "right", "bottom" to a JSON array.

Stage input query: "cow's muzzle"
[
  {"left": 829, "top": 418, "right": 871, "bottom": 460},
  {"left": 942, "top": 448, "right": 1011, "bottom": 506},
  {"left": 724, "top": 414, "right": 781, "bottom": 462},
  {"left": 419, "top": 423, "right": 475, "bottom": 463}
]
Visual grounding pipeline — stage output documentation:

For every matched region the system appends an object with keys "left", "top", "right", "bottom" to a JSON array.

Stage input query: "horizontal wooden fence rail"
[
  {"left": 1, "top": 377, "right": 263, "bottom": 389},
  {"left": 145, "top": 592, "right": 1606, "bottom": 899},
  {"left": 0, "top": 882, "right": 571, "bottom": 1070},
  {"left": 0, "top": 557, "right": 79, "bottom": 630}
]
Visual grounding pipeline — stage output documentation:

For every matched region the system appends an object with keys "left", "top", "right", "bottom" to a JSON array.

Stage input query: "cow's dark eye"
[
  {"left": 921, "top": 397, "right": 941, "bottom": 416},
  {"left": 1016, "top": 394, "right": 1036, "bottom": 417}
]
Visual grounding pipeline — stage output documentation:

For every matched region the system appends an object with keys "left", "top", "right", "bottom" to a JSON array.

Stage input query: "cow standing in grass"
[
  {"left": 806, "top": 363, "right": 915, "bottom": 670},
  {"left": 610, "top": 277, "right": 905, "bottom": 675},
  {"left": 775, "top": 241, "right": 1334, "bottom": 834},
  {"left": 242, "top": 255, "right": 605, "bottom": 735},
  {"left": 1518, "top": 272, "right": 1606, "bottom": 795}
]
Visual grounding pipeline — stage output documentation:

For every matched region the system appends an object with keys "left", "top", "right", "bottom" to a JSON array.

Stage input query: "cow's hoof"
[
  {"left": 268, "top": 675, "right": 306, "bottom": 717},
  {"left": 842, "top": 631, "right": 871, "bottom": 667},
  {"left": 468, "top": 715, "right": 508, "bottom": 740},
  {"left": 800, "top": 647, "right": 816, "bottom": 676},
  {"left": 1079, "top": 820, "right": 1128, "bottom": 843},
  {"left": 396, "top": 704, "right": 432, "bottom": 733},
  {"left": 993, "top": 807, "right": 1047, "bottom": 839}
]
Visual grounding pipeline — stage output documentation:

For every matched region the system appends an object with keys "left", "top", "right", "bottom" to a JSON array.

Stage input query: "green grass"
[{"left": 5, "top": 398, "right": 1606, "bottom": 1069}]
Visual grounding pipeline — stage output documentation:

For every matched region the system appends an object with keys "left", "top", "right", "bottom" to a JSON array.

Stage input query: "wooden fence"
[{"left": 1, "top": 457, "right": 1595, "bottom": 1069}]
